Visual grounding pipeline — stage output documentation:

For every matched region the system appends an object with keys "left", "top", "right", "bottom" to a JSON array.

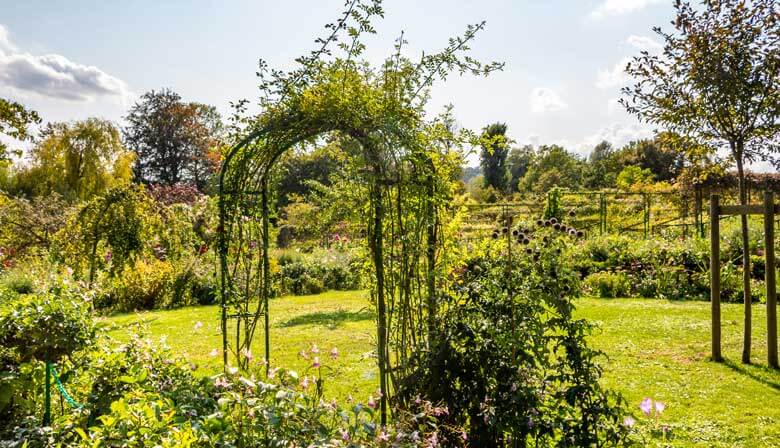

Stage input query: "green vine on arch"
[{"left": 218, "top": 0, "right": 502, "bottom": 425}]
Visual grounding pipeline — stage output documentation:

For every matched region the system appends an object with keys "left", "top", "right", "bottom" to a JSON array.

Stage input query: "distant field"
[{"left": 103, "top": 292, "right": 780, "bottom": 447}]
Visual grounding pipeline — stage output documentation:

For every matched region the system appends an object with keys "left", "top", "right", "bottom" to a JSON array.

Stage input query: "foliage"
[
  {"left": 479, "top": 122, "right": 510, "bottom": 193},
  {"left": 396, "top": 229, "right": 630, "bottom": 446},
  {"left": 0, "top": 291, "right": 94, "bottom": 364},
  {"left": 583, "top": 271, "right": 632, "bottom": 298},
  {"left": 542, "top": 186, "right": 562, "bottom": 220},
  {"left": 0, "top": 193, "right": 71, "bottom": 259},
  {"left": 276, "top": 249, "right": 362, "bottom": 296},
  {"left": 147, "top": 183, "right": 203, "bottom": 206},
  {"left": 14, "top": 118, "right": 134, "bottom": 201},
  {"left": 506, "top": 144, "right": 533, "bottom": 193},
  {"left": 616, "top": 166, "right": 655, "bottom": 191},
  {"left": 0, "top": 98, "right": 41, "bottom": 160},
  {"left": 519, "top": 145, "right": 584, "bottom": 194},
  {"left": 124, "top": 89, "right": 223, "bottom": 191},
  {"left": 55, "top": 185, "right": 156, "bottom": 282}
]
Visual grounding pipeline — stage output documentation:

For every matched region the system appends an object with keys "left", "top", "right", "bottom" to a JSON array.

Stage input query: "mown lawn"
[{"left": 103, "top": 292, "right": 780, "bottom": 447}]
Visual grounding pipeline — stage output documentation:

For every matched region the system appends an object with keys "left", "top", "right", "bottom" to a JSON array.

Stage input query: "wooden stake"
[
  {"left": 710, "top": 194, "right": 722, "bottom": 362},
  {"left": 764, "top": 192, "right": 778, "bottom": 368}
]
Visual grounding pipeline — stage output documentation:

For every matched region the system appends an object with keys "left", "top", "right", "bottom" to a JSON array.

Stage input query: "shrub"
[
  {"left": 396, "top": 229, "right": 630, "bottom": 445},
  {"left": 0, "top": 270, "right": 34, "bottom": 295},
  {"left": 99, "top": 259, "right": 174, "bottom": 312},
  {"left": 0, "top": 292, "right": 94, "bottom": 364},
  {"left": 583, "top": 271, "right": 632, "bottom": 298}
]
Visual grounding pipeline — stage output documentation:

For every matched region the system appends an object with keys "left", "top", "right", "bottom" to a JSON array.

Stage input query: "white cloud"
[
  {"left": 0, "top": 24, "right": 130, "bottom": 102},
  {"left": 576, "top": 122, "right": 653, "bottom": 153},
  {"left": 0, "top": 25, "right": 15, "bottom": 52},
  {"left": 530, "top": 87, "right": 568, "bottom": 114},
  {"left": 627, "top": 35, "right": 663, "bottom": 52},
  {"left": 607, "top": 98, "right": 623, "bottom": 116},
  {"left": 596, "top": 57, "right": 632, "bottom": 90},
  {"left": 589, "top": 0, "right": 665, "bottom": 19}
]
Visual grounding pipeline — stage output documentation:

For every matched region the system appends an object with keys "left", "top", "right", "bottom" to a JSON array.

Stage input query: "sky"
[{"left": 1, "top": 0, "right": 683, "bottom": 165}]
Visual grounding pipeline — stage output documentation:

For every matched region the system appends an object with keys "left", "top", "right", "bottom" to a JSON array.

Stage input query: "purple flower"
[
  {"left": 330, "top": 347, "right": 339, "bottom": 360},
  {"left": 640, "top": 398, "right": 653, "bottom": 416},
  {"left": 654, "top": 401, "right": 666, "bottom": 414},
  {"left": 312, "top": 356, "right": 320, "bottom": 368},
  {"left": 367, "top": 396, "right": 377, "bottom": 409},
  {"left": 624, "top": 416, "right": 636, "bottom": 428}
]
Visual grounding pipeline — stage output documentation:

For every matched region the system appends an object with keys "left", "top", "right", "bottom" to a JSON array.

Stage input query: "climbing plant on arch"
[{"left": 217, "top": 2, "right": 501, "bottom": 424}]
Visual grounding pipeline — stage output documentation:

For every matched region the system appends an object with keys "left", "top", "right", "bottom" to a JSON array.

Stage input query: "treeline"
[
  {"left": 470, "top": 123, "right": 696, "bottom": 200},
  {"left": 0, "top": 90, "right": 224, "bottom": 203}
]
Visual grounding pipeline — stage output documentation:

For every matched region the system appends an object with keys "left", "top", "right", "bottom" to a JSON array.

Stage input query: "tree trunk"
[{"left": 736, "top": 151, "right": 752, "bottom": 364}]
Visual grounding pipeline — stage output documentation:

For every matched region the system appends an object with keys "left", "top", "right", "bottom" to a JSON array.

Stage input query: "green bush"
[
  {"left": 0, "top": 270, "right": 34, "bottom": 295},
  {"left": 583, "top": 271, "right": 632, "bottom": 298},
  {"left": 0, "top": 292, "right": 94, "bottom": 364},
  {"left": 276, "top": 249, "right": 362, "bottom": 296}
]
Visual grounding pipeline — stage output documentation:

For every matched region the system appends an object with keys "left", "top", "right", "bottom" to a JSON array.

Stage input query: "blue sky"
[{"left": 1, "top": 0, "right": 677, "bottom": 164}]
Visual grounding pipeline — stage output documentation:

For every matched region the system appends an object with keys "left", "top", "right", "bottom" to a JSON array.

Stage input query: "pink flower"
[
  {"left": 640, "top": 398, "right": 653, "bottom": 416},
  {"left": 312, "top": 357, "right": 320, "bottom": 368},
  {"left": 330, "top": 347, "right": 339, "bottom": 360},
  {"left": 298, "top": 350, "right": 309, "bottom": 360},
  {"left": 377, "top": 431, "right": 389, "bottom": 442},
  {"left": 209, "top": 348, "right": 219, "bottom": 357},
  {"left": 310, "top": 344, "right": 320, "bottom": 354},
  {"left": 241, "top": 348, "right": 253, "bottom": 362},
  {"left": 194, "top": 321, "right": 203, "bottom": 331},
  {"left": 300, "top": 376, "right": 310, "bottom": 390},
  {"left": 623, "top": 416, "right": 636, "bottom": 428},
  {"left": 367, "top": 396, "right": 377, "bottom": 409},
  {"left": 339, "top": 428, "right": 350, "bottom": 441},
  {"left": 654, "top": 401, "right": 666, "bottom": 414},
  {"left": 461, "top": 430, "right": 468, "bottom": 440},
  {"left": 214, "top": 376, "right": 229, "bottom": 388},
  {"left": 268, "top": 367, "right": 278, "bottom": 378}
]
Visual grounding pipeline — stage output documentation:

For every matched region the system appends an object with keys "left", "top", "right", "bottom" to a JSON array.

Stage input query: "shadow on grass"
[
  {"left": 278, "top": 308, "right": 374, "bottom": 329},
  {"left": 723, "top": 358, "right": 780, "bottom": 392}
]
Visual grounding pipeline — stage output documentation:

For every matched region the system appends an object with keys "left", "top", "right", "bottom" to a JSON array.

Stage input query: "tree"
[
  {"left": 616, "top": 166, "right": 655, "bottom": 191},
  {"left": 15, "top": 118, "right": 134, "bottom": 201},
  {"left": 479, "top": 123, "right": 510, "bottom": 193},
  {"left": 622, "top": 0, "right": 780, "bottom": 363},
  {"left": 506, "top": 144, "right": 534, "bottom": 192},
  {"left": 124, "top": 89, "right": 223, "bottom": 191},
  {"left": 620, "top": 138, "right": 683, "bottom": 182},
  {"left": 584, "top": 141, "right": 622, "bottom": 189},
  {"left": 520, "top": 145, "right": 584, "bottom": 193},
  {"left": 0, "top": 98, "right": 41, "bottom": 160}
]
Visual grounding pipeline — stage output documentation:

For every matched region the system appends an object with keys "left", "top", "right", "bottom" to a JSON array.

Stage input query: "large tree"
[
  {"left": 519, "top": 145, "right": 585, "bottom": 193},
  {"left": 506, "top": 144, "right": 534, "bottom": 192},
  {"left": 16, "top": 118, "right": 134, "bottom": 201},
  {"left": 124, "top": 89, "right": 223, "bottom": 190},
  {"left": 0, "top": 98, "right": 41, "bottom": 160},
  {"left": 622, "top": 0, "right": 780, "bottom": 363},
  {"left": 479, "top": 122, "right": 510, "bottom": 193}
]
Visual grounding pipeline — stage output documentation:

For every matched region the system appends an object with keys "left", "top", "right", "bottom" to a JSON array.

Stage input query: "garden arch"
[{"left": 217, "top": 64, "right": 444, "bottom": 423}]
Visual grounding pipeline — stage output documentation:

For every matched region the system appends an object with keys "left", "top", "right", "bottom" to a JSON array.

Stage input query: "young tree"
[
  {"left": 16, "top": 118, "right": 134, "bottom": 201},
  {"left": 622, "top": 0, "right": 780, "bottom": 363},
  {"left": 479, "top": 122, "right": 510, "bottom": 193},
  {"left": 124, "top": 89, "right": 223, "bottom": 190},
  {"left": 0, "top": 98, "right": 41, "bottom": 160}
]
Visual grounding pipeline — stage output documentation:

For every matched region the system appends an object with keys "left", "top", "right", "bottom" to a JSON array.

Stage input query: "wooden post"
[
  {"left": 764, "top": 192, "right": 778, "bottom": 368},
  {"left": 710, "top": 194, "right": 722, "bottom": 362}
]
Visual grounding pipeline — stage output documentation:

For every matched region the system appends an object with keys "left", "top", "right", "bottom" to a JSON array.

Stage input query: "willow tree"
[
  {"left": 622, "top": 0, "right": 780, "bottom": 363},
  {"left": 218, "top": 0, "right": 502, "bottom": 424}
]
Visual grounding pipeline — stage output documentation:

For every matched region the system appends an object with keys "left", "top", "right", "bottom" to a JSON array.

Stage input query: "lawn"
[{"left": 103, "top": 292, "right": 780, "bottom": 447}]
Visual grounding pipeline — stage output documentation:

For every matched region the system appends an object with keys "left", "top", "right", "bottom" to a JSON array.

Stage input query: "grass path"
[{"left": 103, "top": 292, "right": 780, "bottom": 447}]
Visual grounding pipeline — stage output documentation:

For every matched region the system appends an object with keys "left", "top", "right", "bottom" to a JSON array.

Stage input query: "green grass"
[{"left": 103, "top": 292, "right": 780, "bottom": 447}]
